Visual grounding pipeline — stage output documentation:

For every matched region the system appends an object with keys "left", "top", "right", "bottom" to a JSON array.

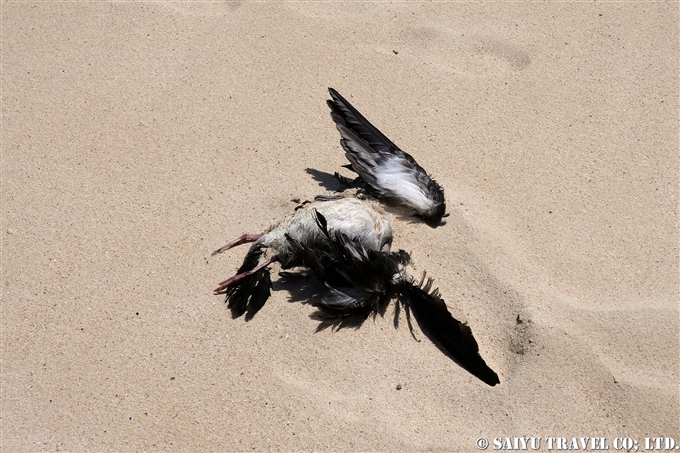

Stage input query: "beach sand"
[{"left": 2, "top": 2, "right": 678, "bottom": 451}]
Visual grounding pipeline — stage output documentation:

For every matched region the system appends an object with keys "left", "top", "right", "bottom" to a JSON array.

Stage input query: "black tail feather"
[
  {"left": 401, "top": 276, "right": 500, "bottom": 386},
  {"left": 225, "top": 244, "right": 272, "bottom": 319}
]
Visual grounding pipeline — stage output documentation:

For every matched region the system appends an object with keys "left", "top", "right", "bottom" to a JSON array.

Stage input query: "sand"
[{"left": 2, "top": 2, "right": 678, "bottom": 451}]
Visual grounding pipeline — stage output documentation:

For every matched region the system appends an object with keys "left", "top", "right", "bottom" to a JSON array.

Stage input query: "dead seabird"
[
  {"left": 286, "top": 210, "right": 500, "bottom": 386},
  {"left": 327, "top": 87, "right": 446, "bottom": 224},
  {"left": 212, "top": 198, "right": 392, "bottom": 319}
]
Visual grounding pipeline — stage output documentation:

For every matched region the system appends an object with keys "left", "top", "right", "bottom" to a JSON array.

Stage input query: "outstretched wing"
[
  {"left": 327, "top": 88, "right": 419, "bottom": 184},
  {"left": 402, "top": 276, "right": 500, "bottom": 386},
  {"left": 326, "top": 88, "right": 446, "bottom": 222}
]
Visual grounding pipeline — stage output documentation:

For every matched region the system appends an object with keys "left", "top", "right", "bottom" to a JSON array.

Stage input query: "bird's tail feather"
[
  {"left": 401, "top": 274, "right": 500, "bottom": 386},
  {"left": 226, "top": 244, "right": 272, "bottom": 320}
]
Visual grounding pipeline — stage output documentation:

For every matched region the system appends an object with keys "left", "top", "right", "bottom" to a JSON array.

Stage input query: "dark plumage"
[
  {"left": 399, "top": 277, "right": 501, "bottom": 387},
  {"left": 286, "top": 210, "right": 500, "bottom": 386},
  {"left": 285, "top": 209, "right": 409, "bottom": 318},
  {"left": 327, "top": 87, "right": 446, "bottom": 223}
]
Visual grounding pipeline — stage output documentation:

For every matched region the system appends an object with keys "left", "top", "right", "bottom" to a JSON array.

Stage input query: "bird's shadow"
[
  {"left": 273, "top": 272, "right": 387, "bottom": 332},
  {"left": 231, "top": 272, "right": 482, "bottom": 381},
  {"left": 275, "top": 273, "right": 426, "bottom": 338},
  {"left": 305, "top": 167, "right": 446, "bottom": 229},
  {"left": 305, "top": 168, "right": 347, "bottom": 193},
  {"left": 276, "top": 275, "right": 458, "bottom": 365},
  {"left": 392, "top": 291, "right": 484, "bottom": 375}
]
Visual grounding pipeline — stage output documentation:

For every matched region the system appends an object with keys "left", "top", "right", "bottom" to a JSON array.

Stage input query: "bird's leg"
[
  {"left": 314, "top": 194, "right": 344, "bottom": 202},
  {"left": 213, "top": 257, "right": 277, "bottom": 293},
  {"left": 211, "top": 234, "right": 262, "bottom": 256},
  {"left": 278, "top": 270, "right": 311, "bottom": 279}
]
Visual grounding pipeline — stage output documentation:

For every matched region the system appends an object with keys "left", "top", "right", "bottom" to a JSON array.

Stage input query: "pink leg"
[
  {"left": 213, "top": 257, "right": 277, "bottom": 294},
  {"left": 211, "top": 234, "right": 262, "bottom": 256}
]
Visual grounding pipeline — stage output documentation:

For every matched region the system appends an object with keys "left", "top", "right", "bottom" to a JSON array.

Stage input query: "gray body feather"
[{"left": 257, "top": 197, "right": 392, "bottom": 267}]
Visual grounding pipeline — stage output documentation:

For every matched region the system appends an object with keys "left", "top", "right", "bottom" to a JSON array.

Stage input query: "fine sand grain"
[{"left": 3, "top": 3, "right": 678, "bottom": 451}]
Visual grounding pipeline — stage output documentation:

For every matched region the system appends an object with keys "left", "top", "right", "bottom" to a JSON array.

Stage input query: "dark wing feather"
[
  {"left": 401, "top": 277, "right": 500, "bottom": 386},
  {"left": 327, "top": 88, "right": 446, "bottom": 222},
  {"left": 224, "top": 244, "right": 272, "bottom": 319},
  {"left": 335, "top": 125, "right": 380, "bottom": 186},
  {"left": 327, "top": 87, "right": 402, "bottom": 155},
  {"left": 328, "top": 88, "right": 422, "bottom": 176}
]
